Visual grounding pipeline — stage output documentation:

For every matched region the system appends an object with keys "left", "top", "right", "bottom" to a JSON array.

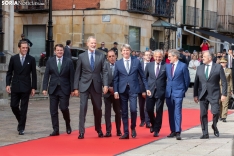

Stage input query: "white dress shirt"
[
  {"left": 88, "top": 50, "right": 95, "bottom": 64},
  {"left": 56, "top": 56, "right": 63, "bottom": 65},
  {"left": 228, "top": 54, "right": 232, "bottom": 68},
  {"left": 123, "top": 57, "right": 131, "bottom": 72},
  {"left": 143, "top": 61, "right": 150, "bottom": 70},
  {"left": 204, "top": 61, "right": 212, "bottom": 78},
  {"left": 172, "top": 60, "right": 179, "bottom": 76}
]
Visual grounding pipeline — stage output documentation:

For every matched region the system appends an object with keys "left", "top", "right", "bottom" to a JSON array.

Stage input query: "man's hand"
[
  {"left": 103, "top": 86, "right": 108, "bottom": 94},
  {"left": 194, "top": 96, "right": 199, "bottom": 103},
  {"left": 114, "top": 93, "right": 119, "bottom": 99},
  {"left": 221, "top": 95, "right": 226, "bottom": 102},
  {"left": 146, "top": 90, "right": 151, "bottom": 96},
  {"left": 142, "top": 92, "right": 146, "bottom": 98},
  {"left": 6, "top": 86, "right": 11, "bottom": 93},
  {"left": 71, "top": 92, "right": 75, "bottom": 96},
  {"left": 74, "top": 90, "right": 79, "bottom": 97},
  {"left": 31, "top": 89, "right": 35, "bottom": 96},
  {"left": 42, "top": 90, "right": 47, "bottom": 96},
  {"left": 108, "top": 87, "right": 114, "bottom": 94}
]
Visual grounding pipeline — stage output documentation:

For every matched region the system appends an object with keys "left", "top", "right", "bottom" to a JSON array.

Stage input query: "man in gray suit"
[
  {"left": 103, "top": 50, "right": 122, "bottom": 137},
  {"left": 74, "top": 36, "right": 108, "bottom": 139},
  {"left": 64, "top": 40, "right": 72, "bottom": 58},
  {"left": 43, "top": 44, "right": 74, "bottom": 136},
  {"left": 194, "top": 51, "right": 227, "bottom": 139}
]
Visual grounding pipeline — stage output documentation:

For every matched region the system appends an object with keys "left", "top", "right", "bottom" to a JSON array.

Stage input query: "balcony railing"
[
  {"left": 182, "top": 6, "right": 200, "bottom": 26},
  {"left": 128, "top": 0, "right": 152, "bottom": 14},
  {"left": 152, "top": 0, "right": 175, "bottom": 18},
  {"left": 202, "top": 10, "right": 217, "bottom": 29},
  {"left": 217, "top": 15, "right": 234, "bottom": 33},
  {"left": 15, "top": 0, "right": 49, "bottom": 13}
]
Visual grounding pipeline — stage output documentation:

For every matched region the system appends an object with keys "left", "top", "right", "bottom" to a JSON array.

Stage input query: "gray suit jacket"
[
  {"left": 103, "top": 61, "right": 114, "bottom": 98},
  {"left": 74, "top": 50, "right": 108, "bottom": 93},
  {"left": 64, "top": 45, "right": 71, "bottom": 58},
  {"left": 194, "top": 63, "right": 227, "bottom": 101},
  {"left": 43, "top": 56, "right": 74, "bottom": 95}
]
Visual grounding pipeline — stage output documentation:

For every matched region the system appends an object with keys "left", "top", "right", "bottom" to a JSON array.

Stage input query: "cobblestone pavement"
[{"left": 0, "top": 88, "right": 233, "bottom": 156}]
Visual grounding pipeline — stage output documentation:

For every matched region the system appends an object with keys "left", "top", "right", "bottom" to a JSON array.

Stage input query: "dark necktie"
[
  {"left": 205, "top": 65, "right": 209, "bottom": 79},
  {"left": 58, "top": 58, "right": 61, "bottom": 73},
  {"left": 21, "top": 56, "right": 25, "bottom": 66},
  {"left": 126, "top": 60, "right": 130, "bottom": 73},
  {"left": 90, "top": 52, "right": 94, "bottom": 71},
  {"left": 155, "top": 63, "right": 160, "bottom": 78},
  {"left": 171, "top": 63, "right": 174, "bottom": 77}
]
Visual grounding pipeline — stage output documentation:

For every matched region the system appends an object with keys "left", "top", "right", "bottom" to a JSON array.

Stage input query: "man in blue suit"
[
  {"left": 113, "top": 44, "right": 151, "bottom": 139},
  {"left": 165, "top": 49, "right": 190, "bottom": 140}
]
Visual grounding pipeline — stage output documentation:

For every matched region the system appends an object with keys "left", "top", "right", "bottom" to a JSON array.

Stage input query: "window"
[{"left": 129, "top": 26, "right": 141, "bottom": 51}]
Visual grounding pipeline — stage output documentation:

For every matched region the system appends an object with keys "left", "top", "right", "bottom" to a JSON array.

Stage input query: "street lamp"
[
  {"left": 44, "top": 0, "right": 54, "bottom": 65},
  {"left": 0, "top": 0, "right": 6, "bottom": 63}
]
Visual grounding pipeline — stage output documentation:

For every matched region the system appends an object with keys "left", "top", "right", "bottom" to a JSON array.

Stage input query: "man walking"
[
  {"left": 6, "top": 41, "right": 37, "bottom": 135},
  {"left": 165, "top": 49, "right": 190, "bottom": 140},
  {"left": 103, "top": 50, "right": 122, "bottom": 137},
  {"left": 113, "top": 44, "right": 151, "bottom": 139},
  {"left": 194, "top": 51, "right": 227, "bottom": 139},
  {"left": 74, "top": 36, "right": 108, "bottom": 139},
  {"left": 145, "top": 50, "right": 167, "bottom": 137},
  {"left": 64, "top": 40, "right": 72, "bottom": 59},
  {"left": 43, "top": 44, "right": 74, "bottom": 136}
]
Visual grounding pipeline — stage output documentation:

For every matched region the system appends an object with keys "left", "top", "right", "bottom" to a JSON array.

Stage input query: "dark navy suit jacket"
[{"left": 113, "top": 58, "right": 148, "bottom": 94}]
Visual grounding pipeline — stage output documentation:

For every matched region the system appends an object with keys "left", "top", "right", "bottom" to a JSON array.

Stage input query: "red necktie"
[{"left": 171, "top": 64, "right": 174, "bottom": 77}]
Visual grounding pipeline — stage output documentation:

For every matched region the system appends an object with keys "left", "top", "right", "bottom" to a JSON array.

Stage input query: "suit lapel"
[
  {"left": 107, "top": 63, "right": 113, "bottom": 80},
  {"left": 122, "top": 59, "right": 129, "bottom": 75},
  {"left": 93, "top": 51, "right": 99, "bottom": 71},
  {"left": 172, "top": 61, "right": 180, "bottom": 79},
  {"left": 52, "top": 57, "right": 59, "bottom": 76},
  {"left": 85, "top": 51, "right": 92, "bottom": 72},
  {"left": 60, "top": 57, "right": 66, "bottom": 74},
  {"left": 157, "top": 62, "right": 164, "bottom": 79},
  {"left": 208, "top": 63, "right": 216, "bottom": 80},
  {"left": 129, "top": 58, "right": 134, "bottom": 74}
]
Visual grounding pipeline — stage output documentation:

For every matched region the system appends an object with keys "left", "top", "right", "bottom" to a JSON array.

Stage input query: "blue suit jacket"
[
  {"left": 113, "top": 58, "right": 148, "bottom": 94},
  {"left": 165, "top": 61, "right": 190, "bottom": 98}
]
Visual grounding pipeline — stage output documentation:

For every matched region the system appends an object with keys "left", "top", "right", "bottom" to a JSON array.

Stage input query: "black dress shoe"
[
  {"left": 176, "top": 133, "right": 181, "bottom": 140},
  {"left": 66, "top": 124, "right": 72, "bottom": 134},
  {"left": 98, "top": 130, "right": 104, "bottom": 138},
  {"left": 78, "top": 133, "right": 84, "bottom": 139},
  {"left": 167, "top": 132, "right": 176, "bottom": 138},
  {"left": 153, "top": 131, "right": 159, "bottom": 137},
  {"left": 200, "top": 134, "right": 209, "bottom": 139},
  {"left": 146, "top": 123, "right": 151, "bottom": 128},
  {"left": 104, "top": 132, "right": 112, "bottom": 137},
  {"left": 150, "top": 127, "right": 154, "bottom": 133},
  {"left": 223, "top": 118, "right": 227, "bottom": 122},
  {"left": 139, "top": 121, "right": 145, "bottom": 127},
  {"left": 117, "top": 130, "right": 122, "bottom": 136},
  {"left": 18, "top": 130, "right": 24, "bottom": 135},
  {"left": 119, "top": 134, "right": 129, "bottom": 139},
  {"left": 219, "top": 118, "right": 223, "bottom": 121},
  {"left": 50, "top": 131, "right": 59, "bottom": 136},
  {"left": 131, "top": 129, "right": 137, "bottom": 138},
  {"left": 212, "top": 125, "right": 219, "bottom": 137}
]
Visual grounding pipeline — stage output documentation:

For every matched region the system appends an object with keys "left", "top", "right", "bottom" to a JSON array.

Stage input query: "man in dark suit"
[
  {"left": 194, "top": 51, "right": 227, "bottom": 139},
  {"left": 63, "top": 40, "right": 72, "bottom": 58},
  {"left": 74, "top": 36, "right": 108, "bottom": 139},
  {"left": 113, "top": 44, "right": 151, "bottom": 139},
  {"left": 138, "top": 51, "right": 151, "bottom": 128},
  {"left": 184, "top": 50, "right": 191, "bottom": 66},
  {"left": 145, "top": 50, "right": 167, "bottom": 137},
  {"left": 98, "top": 42, "right": 108, "bottom": 54},
  {"left": 178, "top": 48, "right": 186, "bottom": 64},
  {"left": 6, "top": 40, "right": 37, "bottom": 135},
  {"left": 42, "top": 44, "right": 74, "bottom": 136},
  {"left": 110, "top": 42, "right": 119, "bottom": 58},
  {"left": 165, "top": 49, "right": 190, "bottom": 140},
  {"left": 103, "top": 50, "right": 122, "bottom": 137}
]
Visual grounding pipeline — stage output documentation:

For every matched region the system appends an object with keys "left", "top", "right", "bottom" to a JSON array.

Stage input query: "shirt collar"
[
  {"left": 56, "top": 56, "right": 63, "bottom": 61},
  {"left": 173, "top": 60, "right": 179, "bottom": 66},
  {"left": 19, "top": 53, "right": 26, "bottom": 58},
  {"left": 207, "top": 61, "right": 212, "bottom": 66},
  {"left": 123, "top": 57, "right": 131, "bottom": 61},
  {"left": 88, "top": 49, "right": 95, "bottom": 54},
  {"left": 155, "top": 61, "right": 161, "bottom": 65}
]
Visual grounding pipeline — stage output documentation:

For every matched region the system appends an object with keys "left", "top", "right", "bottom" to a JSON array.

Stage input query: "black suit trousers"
[
  {"left": 104, "top": 95, "right": 121, "bottom": 133},
  {"left": 199, "top": 92, "right": 220, "bottom": 135},
  {"left": 146, "top": 93, "right": 164, "bottom": 133},
  {"left": 49, "top": 86, "right": 70, "bottom": 132},
  {"left": 11, "top": 91, "right": 30, "bottom": 131}
]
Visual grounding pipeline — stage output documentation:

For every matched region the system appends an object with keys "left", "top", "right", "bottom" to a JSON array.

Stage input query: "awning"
[
  {"left": 152, "top": 19, "right": 177, "bottom": 30},
  {"left": 195, "top": 29, "right": 234, "bottom": 44}
]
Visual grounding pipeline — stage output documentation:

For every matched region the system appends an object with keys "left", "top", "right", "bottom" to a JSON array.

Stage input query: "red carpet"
[{"left": 0, "top": 109, "right": 232, "bottom": 156}]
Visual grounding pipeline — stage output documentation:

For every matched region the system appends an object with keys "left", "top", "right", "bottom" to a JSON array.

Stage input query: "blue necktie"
[{"left": 90, "top": 52, "right": 94, "bottom": 71}]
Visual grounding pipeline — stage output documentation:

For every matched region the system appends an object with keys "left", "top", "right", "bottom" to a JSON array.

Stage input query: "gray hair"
[
  {"left": 87, "top": 36, "right": 96, "bottom": 43},
  {"left": 203, "top": 50, "right": 214, "bottom": 59},
  {"left": 121, "top": 44, "right": 132, "bottom": 52},
  {"left": 153, "top": 49, "right": 163, "bottom": 55},
  {"left": 168, "top": 49, "right": 180, "bottom": 58}
]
